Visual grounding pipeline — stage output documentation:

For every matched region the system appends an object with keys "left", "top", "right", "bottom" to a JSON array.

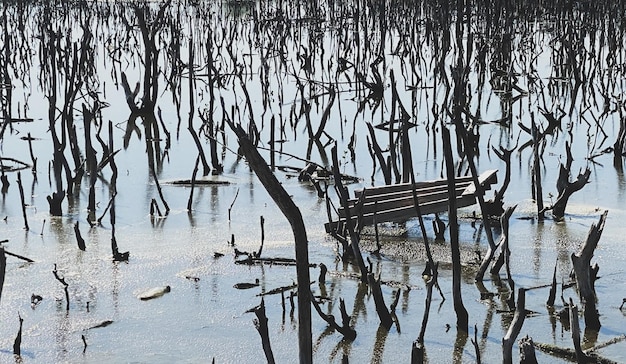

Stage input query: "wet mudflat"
[{"left": 1, "top": 1, "right": 626, "bottom": 363}]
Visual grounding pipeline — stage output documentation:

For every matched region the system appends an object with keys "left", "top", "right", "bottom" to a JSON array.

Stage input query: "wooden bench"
[{"left": 325, "top": 170, "right": 498, "bottom": 235}]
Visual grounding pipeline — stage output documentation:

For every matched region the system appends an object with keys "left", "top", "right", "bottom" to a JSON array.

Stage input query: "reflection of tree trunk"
[
  {"left": 614, "top": 116, "right": 625, "bottom": 167},
  {"left": 568, "top": 298, "right": 590, "bottom": 363},
  {"left": 502, "top": 288, "right": 526, "bottom": 364},
  {"left": 371, "top": 324, "right": 390, "bottom": 364},
  {"left": 187, "top": 33, "right": 210, "bottom": 176},
  {"left": 367, "top": 272, "right": 393, "bottom": 329}
]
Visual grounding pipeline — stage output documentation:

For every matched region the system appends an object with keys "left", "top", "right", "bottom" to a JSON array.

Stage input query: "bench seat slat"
[
  {"left": 340, "top": 185, "right": 469, "bottom": 218},
  {"left": 353, "top": 175, "right": 473, "bottom": 198},
  {"left": 324, "top": 170, "right": 498, "bottom": 235}
]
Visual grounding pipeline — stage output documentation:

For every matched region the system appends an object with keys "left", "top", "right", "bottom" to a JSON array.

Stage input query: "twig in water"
[{"left": 53, "top": 264, "right": 70, "bottom": 311}]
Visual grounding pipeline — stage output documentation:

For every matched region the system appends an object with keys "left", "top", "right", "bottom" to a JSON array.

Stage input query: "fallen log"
[
  {"left": 2, "top": 248, "right": 35, "bottom": 263},
  {"left": 534, "top": 341, "right": 621, "bottom": 364},
  {"left": 235, "top": 256, "right": 317, "bottom": 267}
]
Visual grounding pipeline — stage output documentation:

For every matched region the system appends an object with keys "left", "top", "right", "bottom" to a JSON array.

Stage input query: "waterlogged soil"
[{"left": 1, "top": 1, "right": 626, "bottom": 363}]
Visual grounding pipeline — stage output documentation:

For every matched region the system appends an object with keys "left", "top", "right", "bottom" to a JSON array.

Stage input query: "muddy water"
[{"left": 1, "top": 1, "right": 625, "bottom": 363}]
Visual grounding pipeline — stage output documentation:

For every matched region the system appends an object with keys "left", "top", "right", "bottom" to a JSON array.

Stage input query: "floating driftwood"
[
  {"left": 534, "top": 311, "right": 624, "bottom": 364},
  {"left": 0, "top": 157, "right": 30, "bottom": 172},
  {"left": 166, "top": 179, "right": 231, "bottom": 186},
  {"left": 138, "top": 286, "right": 171, "bottom": 301},
  {"left": 236, "top": 256, "right": 317, "bottom": 268},
  {"left": 89, "top": 320, "right": 114, "bottom": 329},
  {"left": 234, "top": 279, "right": 260, "bottom": 290},
  {"left": 257, "top": 281, "right": 315, "bottom": 297}
]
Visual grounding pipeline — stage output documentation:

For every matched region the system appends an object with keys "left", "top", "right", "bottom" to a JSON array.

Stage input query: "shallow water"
[{"left": 1, "top": 1, "right": 626, "bottom": 363}]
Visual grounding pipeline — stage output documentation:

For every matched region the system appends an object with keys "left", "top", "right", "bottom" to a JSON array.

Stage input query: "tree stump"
[{"left": 571, "top": 211, "right": 607, "bottom": 330}]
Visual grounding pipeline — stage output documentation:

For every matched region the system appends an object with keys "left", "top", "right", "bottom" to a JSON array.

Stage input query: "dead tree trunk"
[
  {"left": 486, "top": 145, "right": 515, "bottom": 217},
  {"left": 254, "top": 298, "right": 276, "bottom": 364},
  {"left": 0, "top": 247, "right": 5, "bottom": 304},
  {"left": 366, "top": 122, "right": 391, "bottom": 185},
  {"left": 411, "top": 262, "right": 439, "bottom": 363},
  {"left": 548, "top": 142, "right": 591, "bottom": 220},
  {"left": 17, "top": 172, "right": 29, "bottom": 231},
  {"left": 310, "top": 293, "right": 356, "bottom": 341},
  {"left": 330, "top": 144, "right": 368, "bottom": 282},
  {"left": 546, "top": 260, "right": 558, "bottom": 307},
  {"left": 74, "top": 222, "right": 86, "bottom": 251},
  {"left": 499, "top": 205, "right": 518, "bottom": 309},
  {"left": 228, "top": 120, "right": 312, "bottom": 364},
  {"left": 442, "top": 125, "right": 468, "bottom": 331},
  {"left": 531, "top": 115, "right": 545, "bottom": 220},
  {"left": 571, "top": 211, "right": 607, "bottom": 330},
  {"left": 187, "top": 155, "right": 200, "bottom": 211},
  {"left": 477, "top": 205, "right": 516, "bottom": 281},
  {"left": 13, "top": 313, "right": 23, "bottom": 356},
  {"left": 83, "top": 104, "right": 98, "bottom": 223},
  {"left": 519, "top": 335, "right": 538, "bottom": 364}
]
